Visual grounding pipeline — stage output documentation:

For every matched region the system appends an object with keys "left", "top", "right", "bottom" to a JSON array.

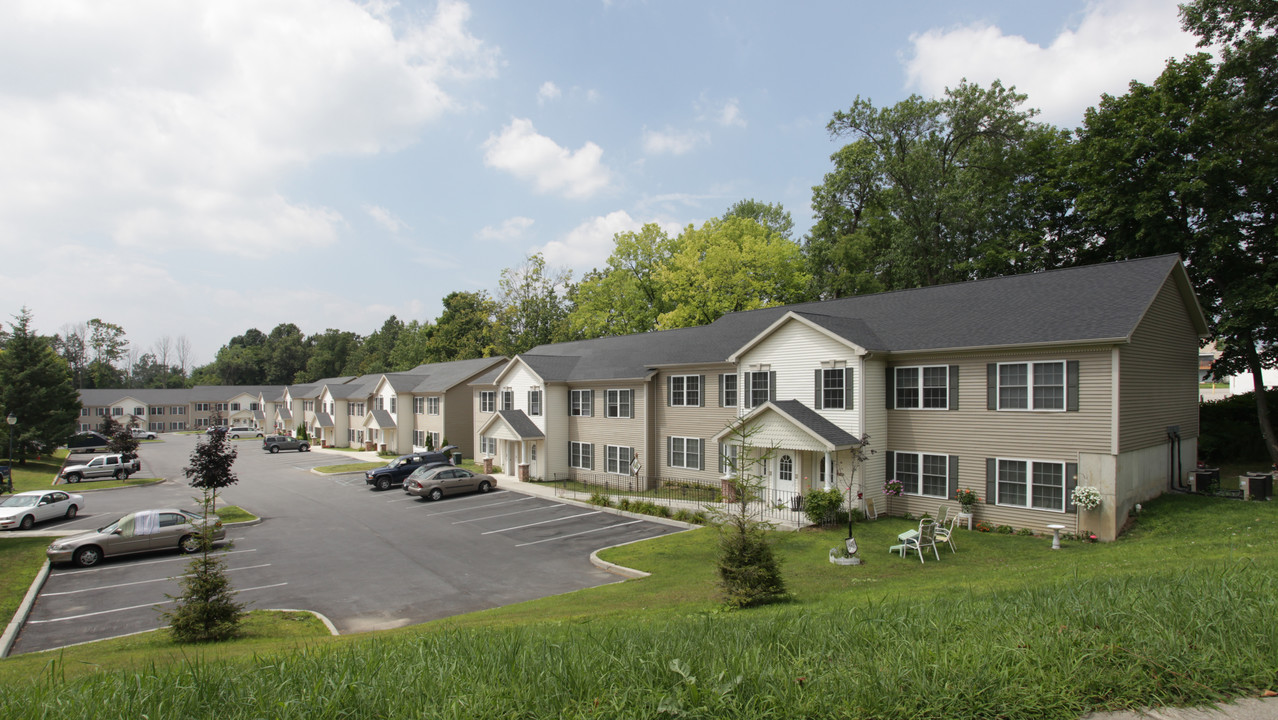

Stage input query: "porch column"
[{"left": 823, "top": 451, "right": 832, "bottom": 490}]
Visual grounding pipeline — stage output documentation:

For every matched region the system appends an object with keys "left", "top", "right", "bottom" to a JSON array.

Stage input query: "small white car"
[
  {"left": 0, "top": 491, "right": 85, "bottom": 531},
  {"left": 130, "top": 428, "right": 158, "bottom": 439},
  {"left": 227, "top": 427, "right": 263, "bottom": 439}
]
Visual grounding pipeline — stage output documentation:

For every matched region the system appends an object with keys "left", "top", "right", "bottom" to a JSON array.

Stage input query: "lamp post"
[{"left": 4, "top": 413, "right": 14, "bottom": 493}]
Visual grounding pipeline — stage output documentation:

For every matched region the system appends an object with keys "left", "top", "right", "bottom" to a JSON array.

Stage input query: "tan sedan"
[
  {"left": 46, "top": 509, "right": 226, "bottom": 567},
  {"left": 403, "top": 466, "right": 497, "bottom": 501}
]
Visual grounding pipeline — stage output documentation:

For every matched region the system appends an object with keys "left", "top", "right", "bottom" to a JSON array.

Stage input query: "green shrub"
[
  {"left": 590, "top": 492, "right": 612, "bottom": 508},
  {"left": 618, "top": 498, "right": 631, "bottom": 511},
  {"left": 802, "top": 488, "right": 844, "bottom": 526},
  {"left": 716, "top": 526, "right": 787, "bottom": 609},
  {"left": 995, "top": 524, "right": 1014, "bottom": 534},
  {"left": 1016, "top": 527, "right": 1035, "bottom": 536},
  {"left": 1199, "top": 389, "right": 1278, "bottom": 463}
]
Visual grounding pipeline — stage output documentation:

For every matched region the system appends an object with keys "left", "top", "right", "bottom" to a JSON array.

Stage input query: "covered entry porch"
[{"left": 478, "top": 409, "right": 545, "bottom": 481}]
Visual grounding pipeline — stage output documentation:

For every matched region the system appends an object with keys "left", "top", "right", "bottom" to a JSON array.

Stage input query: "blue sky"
[{"left": 0, "top": 0, "right": 1200, "bottom": 366}]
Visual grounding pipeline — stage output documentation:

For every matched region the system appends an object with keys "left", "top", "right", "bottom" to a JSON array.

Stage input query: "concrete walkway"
[{"left": 1082, "top": 697, "right": 1277, "bottom": 720}]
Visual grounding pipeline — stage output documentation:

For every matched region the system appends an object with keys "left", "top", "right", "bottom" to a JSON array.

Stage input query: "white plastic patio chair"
[
  {"left": 934, "top": 513, "right": 958, "bottom": 553},
  {"left": 903, "top": 518, "right": 940, "bottom": 563}
]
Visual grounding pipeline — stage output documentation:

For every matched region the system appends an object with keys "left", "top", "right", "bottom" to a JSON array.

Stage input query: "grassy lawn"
[
  {"left": 0, "top": 492, "right": 1273, "bottom": 718},
  {"left": 4, "top": 450, "right": 69, "bottom": 493},
  {"left": 0, "top": 537, "right": 49, "bottom": 628},
  {"left": 215, "top": 505, "right": 257, "bottom": 524},
  {"left": 313, "top": 460, "right": 382, "bottom": 474}
]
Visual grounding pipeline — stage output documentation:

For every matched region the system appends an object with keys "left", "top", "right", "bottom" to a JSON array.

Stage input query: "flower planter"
[{"left": 829, "top": 548, "right": 862, "bottom": 566}]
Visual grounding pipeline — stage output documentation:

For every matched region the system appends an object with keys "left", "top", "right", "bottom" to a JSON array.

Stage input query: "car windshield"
[{"left": 0, "top": 495, "right": 38, "bottom": 508}]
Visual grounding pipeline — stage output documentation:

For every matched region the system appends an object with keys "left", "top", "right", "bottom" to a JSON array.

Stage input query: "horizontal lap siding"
[
  {"left": 443, "top": 388, "right": 475, "bottom": 458},
  {"left": 738, "top": 320, "right": 863, "bottom": 436},
  {"left": 654, "top": 365, "right": 736, "bottom": 483},
  {"left": 885, "top": 348, "right": 1113, "bottom": 534},
  {"left": 545, "top": 385, "right": 569, "bottom": 479},
  {"left": 566, "top": 382, "right": 647, "bottom": 478},
  {"left": 1119, "top": 279, "right": 1201, "bottom": 452}
]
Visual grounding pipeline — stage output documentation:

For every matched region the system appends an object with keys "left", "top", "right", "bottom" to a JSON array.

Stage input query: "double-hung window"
[
  {"left": 481, "top": 436, "right": 496, "bottom": 455},
  {"left": 570, "top": 441, "right": 593, "bottom": 470},
  {"left": 605, "top": 445, "right": 633, "bottom": 475},
  {"left": 414, "top": 397, "right": 425, "bottom": 414},
  {"left": 719, "top": 444, "right": 739, "bottom": 474},
  {"left": 668, "top": 375, "right": 701, "bottom": 407},
  {"left": 668, "top": 437, "right": 702, "bottom": 470},
  {"left": 414, "top": 430, "right": 425, "bottom": 446},
  {"left": 427, "top": 397, "right": 440, "bottom": 415},
  {"left": 606, "top": 389, "right": 632, "bottom": 418},
  {"left": 501, "top": 389, "right": 514, "bottom": 411},
  {"left": 743, "top": 370, "right": 772, "bottom": 408},
  {"left": 894, "top": 366, "right": 949, "bottom": 409},
  {"left": 720, "top": 374, "right": 738, "bottom": 408},
  {"left": 528, "top": 389, "right": 542, "bottom": 416},
  {"left": 570, "top": 389, "right": 593, "bottom": 417},
  {"left": 997, "top": 361, "right": 1066, "bottom": 410},
  {"left": 389, "top": 397, "right": 397, "bottom": 414},
  {"left": 995, "top": 458, "right": 1065, "bottom": 511},
  {"left": 892, "top": 451, "right": 951, "bottom": 498},
  {"left": 480, "top": 391, "right": 495, "bottom": 413}
]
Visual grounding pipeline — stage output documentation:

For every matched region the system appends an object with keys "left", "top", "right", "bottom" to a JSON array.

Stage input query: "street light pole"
[{"left": 4, "top": 413, "right": 14, "bottom": 493}]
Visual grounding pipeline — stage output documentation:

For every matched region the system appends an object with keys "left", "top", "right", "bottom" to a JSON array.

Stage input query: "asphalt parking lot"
[{"left": 8, "top": 435, "right": 686, "bottom": 654}]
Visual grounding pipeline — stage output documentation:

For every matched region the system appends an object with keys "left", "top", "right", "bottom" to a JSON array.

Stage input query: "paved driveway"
[{"left": 9, "top": 435, "right": 685, "bottom": 653}]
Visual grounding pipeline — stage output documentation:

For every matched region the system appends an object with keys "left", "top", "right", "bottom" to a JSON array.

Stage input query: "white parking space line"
[
  {"left": 452, "top": 504, "right": 567, "bottom": 525},
  {"left": 418, "top": 496, "right": 532, "bottom": 517},
  {"left": 53, "top": 548, "right": 258, "bottom": 576},
  {"left": 27, "top": 582, "right": 289, "bottom": 624},
  {"left": 42, "top": 563, "right": 274, "bottom": 596},
  {"left": 480, "top": 511, "right": 601, "bottom": 535},
  {"left": 514, "top": 520, "right": 645, "bottom": 547}
]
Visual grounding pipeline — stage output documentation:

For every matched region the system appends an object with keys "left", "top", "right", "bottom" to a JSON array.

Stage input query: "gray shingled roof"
[
  {"left": 77, "top": 388, "right": 192, "bottom": 406},
  {"left": 497, "top": 410, "right": 544, "bottom": 439},
  {"left": 410, "top": 357, "right": 508, "bottom": 393},
  {"left": 370, "top": 409, "right": 396, "bottom": 428},
  {"left": 768, "top": 401, "right": 860, "bottom": 448},
  {"left": 315, "top": 412, "right": 334, "bottom": 428},
  {"left": 524, "top": 255, "right": 1195, "bottom": 381}
]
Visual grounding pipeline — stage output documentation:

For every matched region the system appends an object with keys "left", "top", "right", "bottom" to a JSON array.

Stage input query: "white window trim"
[
  {"left": 668, "top": 375, "right": 701, "bottom": 407},
  {"left": 570, "top": 389, "right": 593, "bottom": 417},
  {"left": 894, "top": 365, "right": 950, "bottom": 410},
  {"left": 721, "top": 373, "right": 738, "bottom": 408},
  {"left": 892, "top": 451, "right": 951, "bottom": 499},
  {"left": 529, "top": 389, "right": 543, "bottom": 417},
  {"left": 605, "top": 389, "right": 632, "bottom": 418},
  {"left": 427, "top": 397, "right": 441, "bottom": 416},
  {"left": 668, "top": 436, "right": 702, "bottom": 470},
  {"left": 569, "top": 441, "right": 592, "bottom": 469},
  {"left": 480, "top": 391, "right": 496, "bottom": 414},
  {"left": 719, "top": 444, "right": 739, "bottom": 475},
  {"left": 995, "top": 457, "right": 1067, "bottom": 512},
  {"left": 605, "top": 445, "right": 633, "bottom": 475},
  {"left": 997, "top": 360, "right": 1067, "bottom": 412}
]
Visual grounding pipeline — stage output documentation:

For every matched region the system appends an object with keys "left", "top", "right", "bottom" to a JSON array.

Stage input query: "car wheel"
[
  {"left": 113, "top": 469, "right": 123, "bottom": 479},
  {"left": 121, "top": 470, "right": 131, "bottom": 480},
  {"left": 74, "top": 545, "right": 102, "bottom": 567},
  {"left": 179, "top": 535, "right": 201, "bottom": 553},
  {"left": 428, "top": 488, "right": 443, "bottom": 501},
  {"left": 65, "top": 473, "right": 81, "bottom": 483},
  {"left": 300, "top": 444, "right": 309, "bottom": 452},
  {"left": 19, "top": 514, "right": 35, "bottom": 531},
  {"left": 478, "top": 480, "right": 492, "bottom": 493},
  {"left": 376, "top": 477, "right": 391, "bottom": 491},
  {"left": 269, "top": 446, "right": 280, "bottom": 454},
  {"left": 65, "top": 504, "right": 78, "bottom": 519}
]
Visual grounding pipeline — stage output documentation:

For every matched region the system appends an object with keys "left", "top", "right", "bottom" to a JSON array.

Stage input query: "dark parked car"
[
  {"left": 66, "top": 431, "right": 111, "bottom": 454},
  {"left": 365, "top": 451, "right": 451, "bottom": 491},
  {"left": 262, "top": 435, "right": 309, "bottom": 453}
]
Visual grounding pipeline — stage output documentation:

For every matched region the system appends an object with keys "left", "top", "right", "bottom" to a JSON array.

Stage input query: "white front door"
[{"left": 775, "top": 453, "right": 796, "bottom": 501}]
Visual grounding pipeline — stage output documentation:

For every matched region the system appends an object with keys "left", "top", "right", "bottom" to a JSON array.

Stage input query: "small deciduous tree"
[
  {"left": 163, "top": 414, "right": 243, "bottom": 642},
  {"left": 710, "top": 418, "right": 787, "bottom": 608}
]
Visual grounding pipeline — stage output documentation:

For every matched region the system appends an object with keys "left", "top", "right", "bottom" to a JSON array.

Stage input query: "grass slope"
[{"left": 0, "top": 494, "right": 1274, "bottom": 718}]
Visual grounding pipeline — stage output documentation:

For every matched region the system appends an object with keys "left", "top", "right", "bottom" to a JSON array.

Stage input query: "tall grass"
[{"left": 3, "top": 560, "right": 1274, "bottom": 719}]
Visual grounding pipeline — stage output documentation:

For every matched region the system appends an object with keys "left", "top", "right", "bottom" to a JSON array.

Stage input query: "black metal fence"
[{"left": 542, "top": 472, "right": 810, "bottom": 526}]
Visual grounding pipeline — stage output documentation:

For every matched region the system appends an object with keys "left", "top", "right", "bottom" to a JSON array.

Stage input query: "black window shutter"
[
  {"left": 948, "top": 455, "right": 959, "bottom": 500},
  {"left": 1065, "top": 462, "right": 1078, "bottom": 513},
  {"left": 814, "top": 369, "right": 823, "bottom": 409},
  {"left": 568, "top": 391, "right": 573, "bottom": 416},
  {"left": 1067, "top": 361, "right": 1080, "bottom": 412},
  {"left": 986, "top": 458, "right": 997, "bottom": 504},
  {"left": 698, "top": 375, "right": 705, "bottom": 407},
  {"left": 628, "top": 390, "right": 634, "bottom": 419},
  {"left": 949, "top": 365, "right": 960, "bottom": 411},
  {"left": 885, "top": 366, "right": 895, "bottom": 410},
  {"left": 589, "top": 444, "right": 595, "bottom": 471},
  {"left": 719, "top": 374, "right": 725, "bottom": 408},
  {"left": 743, "top": 372, "right": 753, "bottom": 409},
  {"left": 769, "top": 371, "right": 777, "bottom": 403},
  {"left": 697, "top": 439, "right": 705, "bottom": 471},
  {"left": 884, "top": 451, "right": 895, "bottom": 481},
  {"left": 667, "top": 376, "right": 673, "bottom": 406},
  {"left": 586, "top": 390, "right": 593, "bottom": 417},
  {"left": 667, "top": 436, "right": 673, "bottom": 468},
  {"left": 527, "top": 391, "right": 532, "bottom": 414},
  {"left": 987, "top": 364, "right": 998, "bottom": 410},
  {"left": 845, "top": 367, "right": 855, "bottom": 410}
]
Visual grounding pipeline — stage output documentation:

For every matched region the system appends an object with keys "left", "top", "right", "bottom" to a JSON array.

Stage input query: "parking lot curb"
[
  {"left": 267, "top": 608, "right": 341, "bottom": 636},
  {"left": 0, "top": 560, "right": 51, "bottom": 659},
  {"left": 55, "top": 478, "right": 167, "bottom": 490},
  {"left": 309, "top": 468, "right": 368, "bottom": 477}
]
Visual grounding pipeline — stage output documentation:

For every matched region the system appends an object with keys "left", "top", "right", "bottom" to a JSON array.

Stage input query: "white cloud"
[
  {"left": 642, "top": 127, "right": 708, "bottom": 156},
  {"left": 904, "top": 0, "right": 1201, "bottom": 127},
  {"left": 482, "top": 118, "right": 611, "bottom": 199},
  {"left": 477, "top": 216, "right": 535, "bottom": 241},
  {"left": 0, "top": 0, "right": 498, "bottom": 255},
  {"left": 539, "top": 210, "right": 684, "bottom": 271},
  {"left": 365, "top": 205, "right": 408, "bottom": 234},
  {"left": 537, "top": 81, "right": 562, "bottom": 105},
  {"left": 718, "top": 99, "right": 746, "bottom": 128}
]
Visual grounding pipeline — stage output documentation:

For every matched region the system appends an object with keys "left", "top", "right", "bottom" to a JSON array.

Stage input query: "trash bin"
[{"left": 452, "top": 452, "right": 462, "bottom": 465}]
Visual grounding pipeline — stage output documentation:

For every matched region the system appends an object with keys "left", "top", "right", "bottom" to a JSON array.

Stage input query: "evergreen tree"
[{"left": 0, "top": 308, "right": 81, "bottom": 463}]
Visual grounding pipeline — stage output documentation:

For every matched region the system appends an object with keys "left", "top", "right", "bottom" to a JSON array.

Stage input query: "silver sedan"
[
  {"left": 46, "top": 509, "right": 226, "bottom": 567},
  {"left": 403, "top": 466, "right": 497, "bottom": 501}
]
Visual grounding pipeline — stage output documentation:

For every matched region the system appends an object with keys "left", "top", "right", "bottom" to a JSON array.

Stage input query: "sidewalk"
[{"left": 1082, "top": 697, "right": 1277, "bottom": 720}]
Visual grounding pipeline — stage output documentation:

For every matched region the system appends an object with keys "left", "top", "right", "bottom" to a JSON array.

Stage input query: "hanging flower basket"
[{"left": 1071, "top": 485, "right": 1102, "bottom": 511}]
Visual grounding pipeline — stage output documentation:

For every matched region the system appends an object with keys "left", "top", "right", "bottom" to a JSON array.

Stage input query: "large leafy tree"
[
  {"left": 263, "top": 323, "right": 310, "bottom": 384},
  {"left": 297, "top": 329, "right": 362, "bottom": 382},
  {"left": 494, "top": 253, "right": 573, "bottom": 356},
  {"left": 807, "top": 81, "right": 1073, "bottom": 297},
  {"left": 86, "top": 318, "right": 129, "bottom": 388},
  {"left": 0, "top": 308, "right": 81, "bottom": 463},
  {"left": 421, "top": 291, "right": 499, "bottom": 362},
  {"left": 1073, "top": 0, "right": 1278, "bottom": 464},
  {"left": 656, "top": 216, "right": 810, "bottom": 329},
  {"left": 568, "top": 224, "right": 679, "bottom": 339}
]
